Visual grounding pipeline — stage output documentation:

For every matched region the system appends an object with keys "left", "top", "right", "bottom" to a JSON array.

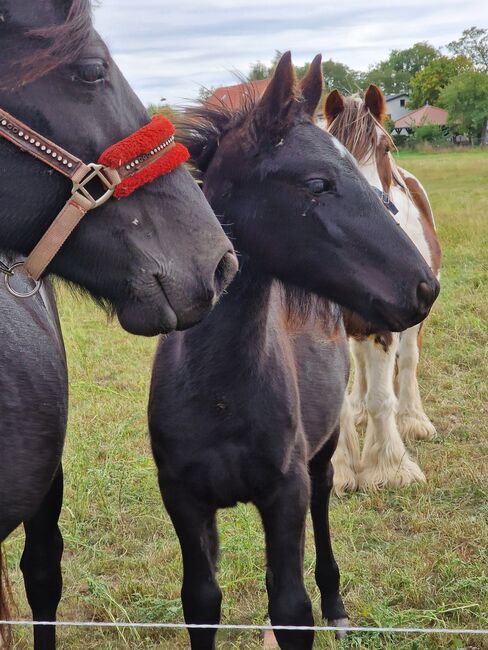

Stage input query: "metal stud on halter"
[{"left": 0, "top": 110, "right": 189, "bottom": 296}]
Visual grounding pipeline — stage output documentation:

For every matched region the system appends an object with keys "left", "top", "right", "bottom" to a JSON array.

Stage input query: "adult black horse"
[
  {"left": 0, "top": 1, "right": 236, "bottom": 647},
  {"left": 149, "top": 53, "right": 439, "bottom": 650}
]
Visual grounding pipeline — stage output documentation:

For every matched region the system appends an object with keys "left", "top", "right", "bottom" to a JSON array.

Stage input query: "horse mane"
[
  {"left": 328, "top": 95, "right": 389, "bottom": 163},
  {"left": 0, "top": 0, "right": 93, "bottom": 91},
  {"left": 177, "top": 77, "right": 305, "bottom": 176},
  {"left": 328, "top": 94, "right": 406, "bottom": 190}
]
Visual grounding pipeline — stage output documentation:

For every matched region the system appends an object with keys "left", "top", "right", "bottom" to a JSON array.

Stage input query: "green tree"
[
  {"left": 409, "top": 55, "right": 473, "bottom": 108},
  {"left": 439, "top": 71, "right": 488, "bottom": 139},
  {"left": 147, "top": 103, "right": 178, "bottom": 121},
  {"left": 322, "top": 59, "right": 359, "bottom": 92},
  {"left": 197, "top": 86, "right": 216, "bottom": 102},
  {"left": 248, "top": 60, "right": 269, "bottom": 81},
  {"left": 447, "top": 27, "right": 488, "bottom": 72},
  {"left": 364, "top": 42, "right": 440, "bottom": 93}
]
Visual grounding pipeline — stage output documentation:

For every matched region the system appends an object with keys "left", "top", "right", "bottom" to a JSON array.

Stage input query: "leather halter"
[
  {"left": 372, "top": 186, "right": 399, "bottom": 216},
  {"left": 0, "top": 108, "right": 188, "bottom": 297}
]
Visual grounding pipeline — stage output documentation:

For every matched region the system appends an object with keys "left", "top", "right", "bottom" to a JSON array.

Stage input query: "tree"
[
  {"left": 447, "top": 27, "right": 488, "bottom": 72},
  {"left": 409, "top": 55, "right": 473, "bottom": 108},
  {"left": 364, "top": 42, "right": 440, "bottom": 93},
  {"left": 439, "top": 71, "right": 488, "bottom": 139},
  {"left": 322, "top": 59, "right": 360, "bottom": 92},
  {"left": 248, "top": 60, "right": 269, "bottom": 81},
  {"left": 147, "top": 103, "right": 179, "bottom": 121},
  {"left": 197, "top": 86, "right": 216, "bottom": 102}
]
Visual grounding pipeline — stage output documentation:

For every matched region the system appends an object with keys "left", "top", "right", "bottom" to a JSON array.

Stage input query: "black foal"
[{"left": 148, "top": 53, "right": 439, "bottom": 650}]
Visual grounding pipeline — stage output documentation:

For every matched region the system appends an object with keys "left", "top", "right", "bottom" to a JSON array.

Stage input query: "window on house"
[{"left": 400, "top": 99, "right": 406, "bottom": 107}]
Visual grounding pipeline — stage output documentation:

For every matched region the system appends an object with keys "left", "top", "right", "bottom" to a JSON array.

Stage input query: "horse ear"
[
  {"left": 300, "top": 54, "right": 323, "bottom": 117},
  {"left": 324, "top": 90, "right": 345, "bottom": 125},
  {"left": 364, "top": 84, "right": 386, "bottom": 124},
  {"left": 253, "top": 51, "right": 296, "bottom": 135}
]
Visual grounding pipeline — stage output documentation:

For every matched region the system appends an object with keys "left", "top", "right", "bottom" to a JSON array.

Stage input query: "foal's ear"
[
  {"left": 324, "top": 90, "right": 345, "bottom": 125},
  {"left": 300, "top": 54, "right": 323, "bottom": 118},
  {"left": 253, "top": 51, "right": 296, "bottom": 136},
  {"left": 364, "top": 84, "right": 387, "bottom": 124}
]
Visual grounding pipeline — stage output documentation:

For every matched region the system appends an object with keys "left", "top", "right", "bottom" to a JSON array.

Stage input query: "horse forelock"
[
  {"left": 0, "top": 0, "right": 93, "bottom": 91},
  {"left": 178, "top": 78, "right": 307, "bottom": 176},
  {"left": 328, "top": 95, "right": 407, "bottom": 193}
]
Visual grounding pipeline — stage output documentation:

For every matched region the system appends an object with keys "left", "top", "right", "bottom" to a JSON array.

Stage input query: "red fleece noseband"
[{"left": 98, "top": 115, "right": 189, "bottom": 198}]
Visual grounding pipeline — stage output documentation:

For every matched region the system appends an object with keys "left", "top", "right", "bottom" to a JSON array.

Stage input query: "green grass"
[{"left": 5, "top": 149, "right": 488, "bottom": 649}]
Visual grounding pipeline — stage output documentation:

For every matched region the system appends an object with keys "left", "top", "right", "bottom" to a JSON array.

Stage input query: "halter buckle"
[{"left": 71, "top": 163, "right": 119, "bottom": 209}]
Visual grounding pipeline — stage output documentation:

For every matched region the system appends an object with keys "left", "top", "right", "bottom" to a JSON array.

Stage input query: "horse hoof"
[{"left": 329, "top": 617, "right": 350, "bottom": 640}]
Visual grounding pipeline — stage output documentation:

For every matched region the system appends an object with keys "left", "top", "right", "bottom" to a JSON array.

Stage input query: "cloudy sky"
[{"left": 93, "top": 0, "right": 488, "bottom": 106}]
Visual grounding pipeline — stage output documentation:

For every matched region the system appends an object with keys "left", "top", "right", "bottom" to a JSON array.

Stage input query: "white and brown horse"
[{"left": 324, "top": 85, "right": 441, "bottom": 492}]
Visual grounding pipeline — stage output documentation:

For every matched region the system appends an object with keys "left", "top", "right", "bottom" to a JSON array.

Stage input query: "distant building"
[
  {"left": 204, "top": 78, "right": 327, "bottom": 126},
  {"left": 385, "top": 93, "right": 410, "bottom": 122},
  {"left": 393, "top": 105, "right": 448, "bottom": 135},
  {"left": 205, "top": 79, "right": 270, "bottom": 110}
]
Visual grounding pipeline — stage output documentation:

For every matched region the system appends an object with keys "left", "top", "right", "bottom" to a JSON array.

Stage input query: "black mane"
[
  {"left": 0, "top": 0, "right": 93, "bottom": 90},
  {"left": 178, "top": 78, "right": 307, "bottom": 176}
]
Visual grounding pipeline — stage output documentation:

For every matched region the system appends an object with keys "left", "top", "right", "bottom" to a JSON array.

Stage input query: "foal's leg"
[
  {"left": 20, "top": 464, "right": 64, "bottom": 650},
  {"left": 396, "top": 325, "right": 436, "bottom": 441},
  {"left": 162, "top": 485, "right": 221, "bottom": 650},
  {"left": 332, "top": 394, "right": 361, "bottom": 495},
  {"left": 349, "top": 339, "right": 368, "bottom": 426},
  {"left": 359, "top": 336, "right": 425, "bottom": 489},
  {"left": 310, "top": 436, "right": 349, "bottom": 638},
  {"left": 257, "top": 466, "right": 314, "bottom": 650}
]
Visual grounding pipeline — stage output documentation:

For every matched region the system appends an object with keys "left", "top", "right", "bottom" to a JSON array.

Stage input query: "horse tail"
[{"left": 0, "top": 543, "right": 13, "bottom": 649}]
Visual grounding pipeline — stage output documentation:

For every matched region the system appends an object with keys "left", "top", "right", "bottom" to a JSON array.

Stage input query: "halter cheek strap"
[
  {"left": 372, "top": 186, "right": 399, "bottom": 216},
  {"left": 0, "top": 110, "right": 189, "bottom": 292}
]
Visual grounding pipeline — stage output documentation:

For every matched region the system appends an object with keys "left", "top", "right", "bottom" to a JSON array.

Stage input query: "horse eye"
[
  {"left": 72, "top": 59, "right": 107, "bottom": 85},
  {"left": 305, "top": 178, "right": 334, "bottom": 195}
]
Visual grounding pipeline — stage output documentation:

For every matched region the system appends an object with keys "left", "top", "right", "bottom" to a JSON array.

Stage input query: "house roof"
[
  {"left": 385, "top": 93, "right": 409, "bottom": 102},
  {"left": 205, "top": 78, "right": 270, "bottom": 110},
  {"left": 395, "top": 105, "right": 448, "bottom": 128}
]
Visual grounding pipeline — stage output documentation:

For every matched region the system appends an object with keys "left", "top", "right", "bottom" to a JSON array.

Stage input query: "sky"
[{"left": 93, "top": 0, "right": 488, "bottom": 107}]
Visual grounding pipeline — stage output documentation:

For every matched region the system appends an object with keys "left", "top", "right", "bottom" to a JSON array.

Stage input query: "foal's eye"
[
  {"left": 305, "top": 178, "right": 334, "bottom": 195},
  {"left": 72, "top": 59, "right": 107, "bottom": 85}
]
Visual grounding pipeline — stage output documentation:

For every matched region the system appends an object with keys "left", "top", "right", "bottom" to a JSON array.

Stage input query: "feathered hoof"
[
  {"left": 332, "top": 459, "right": 359, "bottom": 496},
  {"left": 358, "top": 456, "right": 426, "bottom": 490},
  {"left": 398, "top": 411, "right": 436, "bottom": 441},
  {"left": 329, "top": 617, "right": 350, "bottom": 640}
]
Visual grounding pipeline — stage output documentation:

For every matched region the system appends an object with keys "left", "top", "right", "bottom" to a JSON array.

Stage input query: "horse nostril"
[
  {"left": 416, "top": 281, "right": 434, "bottom": 311},
  {"left": 213, "top": 250, "right": 238, "bottom": 296}
]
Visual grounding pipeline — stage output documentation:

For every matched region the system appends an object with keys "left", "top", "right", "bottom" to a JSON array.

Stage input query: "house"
[
  {"left": 393, "top": 105, "right": 448, "bottom": 136},
  {"left": 205, "top": 78, "right": 329, "bottom": 126},
  {"left": 385, "top": 93, "right": 409, "bottom": 122},
  {"left": 205, "top": 78, "right": 270, "bottom": 110}
]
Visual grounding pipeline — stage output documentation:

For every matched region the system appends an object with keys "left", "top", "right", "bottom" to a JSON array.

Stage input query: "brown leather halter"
[{"left": 0, "top": 107, "right": 185, "bottom": 297}]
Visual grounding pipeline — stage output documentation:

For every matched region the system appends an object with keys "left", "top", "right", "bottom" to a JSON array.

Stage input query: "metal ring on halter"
[{"left": 4, "top": 262, "right": 42, "bottom": 298}]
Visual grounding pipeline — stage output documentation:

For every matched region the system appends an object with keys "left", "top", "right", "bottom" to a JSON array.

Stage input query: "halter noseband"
[{"left": 0, "top": 108, "right": 189, "bottom": 297}]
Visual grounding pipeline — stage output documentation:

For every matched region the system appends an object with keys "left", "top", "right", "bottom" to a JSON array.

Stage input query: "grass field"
[{"left": 5, "top": 149, "right": 488, "bottom": 649}]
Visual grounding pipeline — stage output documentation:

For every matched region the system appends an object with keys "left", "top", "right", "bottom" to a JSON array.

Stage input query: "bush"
[{"left": 408, "top": 123, "right": 448, "bottom": 148}]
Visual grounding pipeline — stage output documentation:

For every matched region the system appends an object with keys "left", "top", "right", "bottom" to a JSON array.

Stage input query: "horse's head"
[
  {"left": 325, "top": 84, "right": 399, "bottom": 196},
  {"left": 0, "top": 0, "right": 237, "bottom": 335},
  {"left": 182, "top": 53, "right": 438, "bottom": 331}
]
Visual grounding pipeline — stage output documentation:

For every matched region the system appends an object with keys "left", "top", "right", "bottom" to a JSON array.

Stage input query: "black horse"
[
  {"left": 148, "top": 53, "right": 439, "bottom": 650},
  {"left": 0, "top": 2, "right": 236, "bottom": 648}
]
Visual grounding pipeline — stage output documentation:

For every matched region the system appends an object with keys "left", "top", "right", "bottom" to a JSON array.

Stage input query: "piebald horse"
[{"left": 325, "top": 85, "right": 441, "bottom": 493}]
